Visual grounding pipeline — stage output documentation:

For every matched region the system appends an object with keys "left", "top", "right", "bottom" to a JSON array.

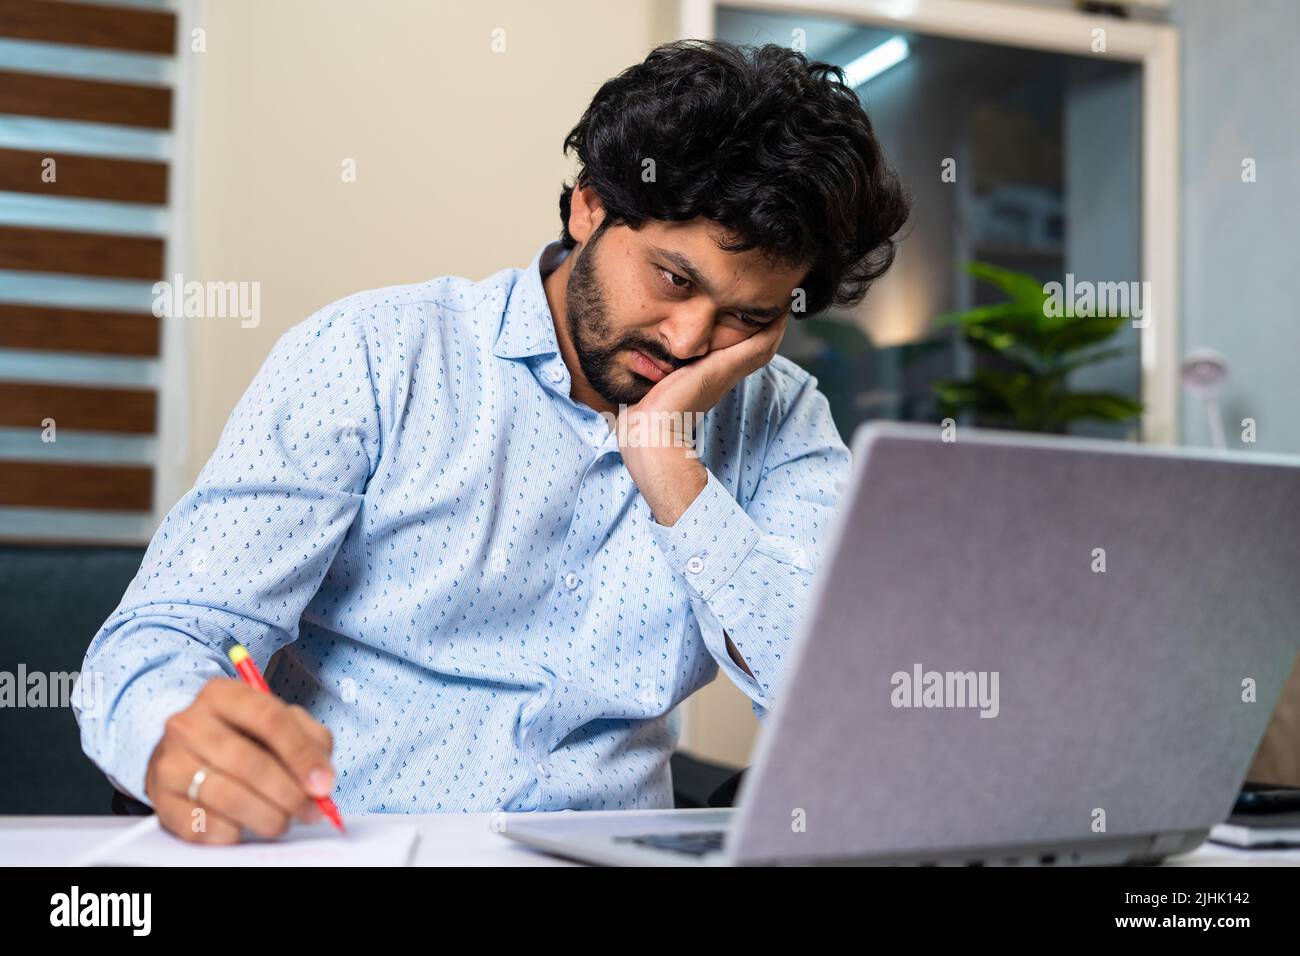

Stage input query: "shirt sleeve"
[
  {"left": 646, "top": 373, "right": 850, "bottom": 719},
  {"left": 72, "top": 305, "right": 383, "bottom": 806}
]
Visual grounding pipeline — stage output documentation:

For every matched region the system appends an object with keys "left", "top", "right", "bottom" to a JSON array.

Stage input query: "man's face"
[{"left": 564, "top": 217, "right": 807, "bottom": 407}]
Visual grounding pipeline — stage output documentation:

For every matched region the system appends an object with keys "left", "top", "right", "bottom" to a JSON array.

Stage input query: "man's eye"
[
  {"left": 658, "top": 268, "right": 692, "bottom": 292},
  {"left": 735, "top": 313, "right": 763, "bottom": 328}
]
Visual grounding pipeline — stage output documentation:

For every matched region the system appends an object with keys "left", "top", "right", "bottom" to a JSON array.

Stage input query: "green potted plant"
[{"left": 933, "top": 262, "right": 1143, "bottom": 433}]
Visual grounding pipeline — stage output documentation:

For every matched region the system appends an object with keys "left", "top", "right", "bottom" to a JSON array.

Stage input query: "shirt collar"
[{"left": 493, "top": 240, "right": 570, "bottom": 360}]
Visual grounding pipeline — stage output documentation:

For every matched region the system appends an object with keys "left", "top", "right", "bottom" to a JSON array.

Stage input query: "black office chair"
[
  {"left": 0, "top": 544, "right": 148, "bottom": 815},
  {"left": 669, "top": 751, "right": 745, "bottom": 808}
]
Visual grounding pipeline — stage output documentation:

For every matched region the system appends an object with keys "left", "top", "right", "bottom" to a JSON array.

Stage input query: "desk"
[{"left": 2, "top": 813, "right": 1297, "bottom": 866}]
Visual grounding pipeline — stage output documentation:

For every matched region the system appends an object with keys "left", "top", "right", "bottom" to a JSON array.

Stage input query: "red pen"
[{"left": 226, "top": 643, "right": 345, "bottom": 832}]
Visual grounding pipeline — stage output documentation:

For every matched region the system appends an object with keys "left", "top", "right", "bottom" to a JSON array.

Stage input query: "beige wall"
[{"left": 185, "top": 0, "right": 761, "bottom": 768}]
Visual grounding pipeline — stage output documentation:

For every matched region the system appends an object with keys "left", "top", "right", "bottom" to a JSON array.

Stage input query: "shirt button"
[
  {"left": 546, "top": 367, "right": 564, "bottom": 384},
  {"left": 564, "top": 572, "right": 579, "bottom": 590},
  {"left": 536, "top": 761, "right": 551, "bottom": 778},
  {"left": 686, "top": 556, "right": 705, "bottom": 574}
]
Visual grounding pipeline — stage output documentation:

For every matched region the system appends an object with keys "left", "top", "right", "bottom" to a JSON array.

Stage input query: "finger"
[
  {"left": 197, "top": 679, "right": 336, "bottom": 798},
  {"left": 149, "top": 737, "right": 253, "bottom": 844},
  {"left": 164, "top": 706, "right": 322, "bottom": 823},
  {"left": 751, "top": 313, "right": 789, "bottom": 362},
  {"left": 761, "top": 310, "right": 790, "bottom": 340},
  {"left": 728, "top": 312, "right": 789, "bottom": 366},
  {"left": 152, "top": 738, "right": 294, "bottom": 839},
  {"left": 286, "top": 704, "right": 334, "bottom": 753},
  {"left": 153, "top": 789, "right": 243, "bottom": 845}
]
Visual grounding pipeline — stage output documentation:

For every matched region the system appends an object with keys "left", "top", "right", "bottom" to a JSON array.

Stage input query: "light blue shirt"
[{"left": 75, "top": 240, "right": 850, "bottom": 813}]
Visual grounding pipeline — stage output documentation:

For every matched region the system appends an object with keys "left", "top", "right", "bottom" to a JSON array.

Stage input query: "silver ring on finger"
[{"left": 187, "top": 766, "right": 211, "bottom": 802}]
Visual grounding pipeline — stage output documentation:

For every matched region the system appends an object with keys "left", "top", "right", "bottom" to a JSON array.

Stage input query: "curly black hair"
[{"left": 558, "top": 39, "right": 911, "bottom": 318}]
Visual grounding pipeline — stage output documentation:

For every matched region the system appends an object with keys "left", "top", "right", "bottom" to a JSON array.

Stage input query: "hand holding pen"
[{"left": 140, "top": 644, "right": 344, "bottom": 843}]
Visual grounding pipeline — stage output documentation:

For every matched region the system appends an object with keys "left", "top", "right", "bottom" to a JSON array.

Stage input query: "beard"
[{"left": 565, "top": 223, "right": 685, "bottom": 407}]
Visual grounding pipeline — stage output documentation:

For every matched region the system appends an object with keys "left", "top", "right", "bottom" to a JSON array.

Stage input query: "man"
[{"left": 75, "top": 39, "right": 909, "bottom": 843}]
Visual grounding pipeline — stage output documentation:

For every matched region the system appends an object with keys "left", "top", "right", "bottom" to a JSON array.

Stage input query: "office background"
[{"left": 1, "top": 0, "right": 1297, "bottom": 802}]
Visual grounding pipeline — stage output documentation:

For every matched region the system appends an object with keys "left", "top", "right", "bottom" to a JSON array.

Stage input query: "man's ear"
[{"left": 568, "top": 182, "right": 607, "bottom": 244}]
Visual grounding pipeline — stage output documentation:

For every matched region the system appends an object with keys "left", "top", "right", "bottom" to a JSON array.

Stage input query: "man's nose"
[{"left": 657, "top": 303, "right": 714, "bottom": 361}]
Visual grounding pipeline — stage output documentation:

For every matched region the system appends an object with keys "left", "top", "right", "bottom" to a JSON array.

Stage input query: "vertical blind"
[{"left": 0, "top": 0, "right": 177, "bottom": 542}]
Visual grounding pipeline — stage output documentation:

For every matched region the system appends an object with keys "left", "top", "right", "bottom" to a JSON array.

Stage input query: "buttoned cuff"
[{"left": 647, "top": 470, "right": 761, "bottom": 600}]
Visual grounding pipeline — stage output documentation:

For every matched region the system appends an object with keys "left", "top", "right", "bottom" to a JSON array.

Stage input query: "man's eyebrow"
[{"left": 651, "top": 246, "right": 790, "bottom": 320}]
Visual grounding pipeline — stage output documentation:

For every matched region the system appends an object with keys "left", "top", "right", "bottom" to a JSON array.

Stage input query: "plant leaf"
[
  {"left": 934, "top": 301, "right": 1039, "bottom": 328},
  {"left": 1043, "top": 392, "right": 1144, "bottom": 425},
  {"left": 1039, "top": 315, "right": 1129, "bottom": 357},
  {"left": 1052, "top": 346, "right": 1135, "bottom": 377},
  {"left": 964, "top": 261, "right": 1050, "bottom": 311}
]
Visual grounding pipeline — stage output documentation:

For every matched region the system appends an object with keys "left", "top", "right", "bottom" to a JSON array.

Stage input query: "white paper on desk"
[{"left": 72, "top": 816, "right": 419, "bottom": 867}]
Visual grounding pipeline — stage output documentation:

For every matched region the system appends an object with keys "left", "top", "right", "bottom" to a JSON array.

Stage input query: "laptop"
[{"left": 499, "top": 422, "right": 1300, "bottom": 865}]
